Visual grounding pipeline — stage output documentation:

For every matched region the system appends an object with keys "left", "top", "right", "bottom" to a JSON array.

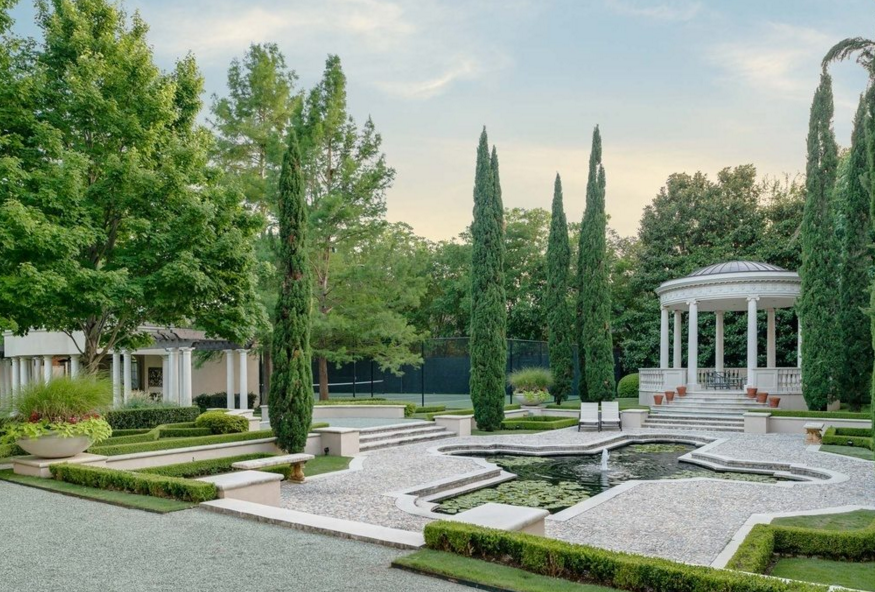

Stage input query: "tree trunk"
[{"left": 318, "top": 356, "right": 329, "bottom": 401}]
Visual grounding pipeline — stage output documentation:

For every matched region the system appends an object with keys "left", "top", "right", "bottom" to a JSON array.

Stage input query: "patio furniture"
[
  {"left": 578, "top": 402, "right": 600, "bottom": 432},
  {"left": 601, "top": 401, "right": 621, "bottom": 431}
]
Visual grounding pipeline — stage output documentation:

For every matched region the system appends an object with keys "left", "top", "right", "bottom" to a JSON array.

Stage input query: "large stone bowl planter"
[
  {"left": 16, "top": 435, "right": 91, "bottom": 459},
  {"left": 513, "top": 393, "right": 550, "bottom": 407}
]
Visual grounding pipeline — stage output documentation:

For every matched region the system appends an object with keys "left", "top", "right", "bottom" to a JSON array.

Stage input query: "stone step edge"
[
  {"left": 360, "top": 426, "right": 449, "bottom": 443},
  {"left": 360, "top": 431, "right": 454, "bottom": 451},
  {"left": 420, "top": 472, "right": 517, "bottom": 504},
  {"left": 200, "top": 498, "right": 424, "bottom": 549},
  {"left": 358, "top": 421, "right": 432, "bottom": 434},
  {"left": 641, "top": 423, "right": 742, "bottom": 432},
  {"left": 644, "top": 419, "right": 744, "bottom": 426}
]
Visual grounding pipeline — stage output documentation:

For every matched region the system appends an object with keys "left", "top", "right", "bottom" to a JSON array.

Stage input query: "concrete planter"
[{"left": 17, "top": 434, "right": 91, "bottom": 459}]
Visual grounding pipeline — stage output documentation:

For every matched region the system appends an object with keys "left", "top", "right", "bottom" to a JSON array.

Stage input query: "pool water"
[{"left": 436, "top": 443, "right": 779, "bottom": 514}]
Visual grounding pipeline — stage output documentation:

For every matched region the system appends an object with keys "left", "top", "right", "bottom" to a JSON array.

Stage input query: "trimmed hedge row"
[
  {"left": 136, "top": 453, "right": 275, "bottom": 479},
  {"left": 193, "top": 392, "right": 259, "bottom": 411},
  {"left": 424, "top": 521, "right": 825, "bottom": 592},
  {"left": 50, "top": 464, "right": 217, "bottom": 503},
  {"left": 90, "top": 429, "right": 275, "bottom": 456},
  {"left": 822, "top": 426, "right": 873, "bottom": 450},
  {"left": 314, "top": 398, "right": 417, "bottom": 417},
  {"left": 195, "top": 411, "right": 249, "bottom": 434},
  {"left": 728, "top": 520, "right": 875, "bottom": 572},
  {"left": 500, "top": 417, "right": 578, "bottom": 431},
  {"left": 105, "top": 407, "right": 201, "bottom": 429},
  {"left": 749, "top": 409, "right": 871, "bottom": 420},
  {"left": 425, "top": 404, "right": 521, "bottom": 422},
  {"left": 415, "top": 405, "right": 447, "bottom": 414},
  {"left": 109, "top": 429, "right": 151, "bottom": 437},
  {"left": 160, "top": 427, "right": 212, "bottom": 438},
  {"left": 98, "top": 422, "right": 203, "bottom": 447}
]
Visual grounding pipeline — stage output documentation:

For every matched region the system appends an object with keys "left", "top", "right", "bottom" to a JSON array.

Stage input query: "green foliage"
[
  {"left": 770, "top": 557, "right": 875, "bottom": 592},
  {"left": 415, "top": 405, "right": 447, "bottom": 414},
  {"left": 726, "top": 524, "right": 775, "bottom": 573},
  {"left": 749, "top": 409, "right": 871, "bottom": 420},
  {"left": 159, "top": 427, "right": 212, "bottom": 438},
  {"left": 98, "top": 422, "right": 202, "bottom": 446},
  {"left": 424, "top": 521, "right": 826, "bottom": 592},
  {"left": 0, "top": 0, "right": 266, "bottom": 370},
  {"left": 799, "top": 72, "right": 841, "bottom": 410},
  {"left": 194, "top": 411, "right": 249, "bottom": 435},
  {"left": 500, "top": 417, "right": 578, "bottom": 430},
  {"left": 104, "top": 407, "right": 201, "bottom": 430},
  {"left": 438, "top": 480, "right": 588, "bottom": 515},
  {"left": 50, "top": 464, "right": 217, "bottom": 503},
  {"left": 193, "top": 393, "right": 258, "bottom": 411},
  {"left": 617, "top": 374, "right": 639, "bottom": 399},
  {"left": 12, "top": 377, "right": 112, "bottom": 420},
  {"left": 424, "top": 404, "right": 521, "bottom": 422},
  {"left": 836, "top": 88, "right": 875, "bottom": 410},
  {"left": 577, "top": 127, "right": 615, "bottom": 402},
  {"left": 508, "top": 367, "right": 554, "bottom": 392},
  {"left": 313, "top": 399, "right": 416, "bottom": 417},
  {"left": 90, "top": 429, "right": 274, "bottom": 456},
  {"left": 822, "top": 426, "right": 873, "bottom": 450},
  {"left": 3, "top": 417, "right": 113, "bottom": 445},
  {"left": 119, "top": 391, "right": 174, "bottom": 409},
  {"left": 136, "top": 453, "right": 275, "bottom": 478},
  {"left": 469, "top": 130, "right": 507, "bottom": 431},
  {"left": 546, "top": 175, "right": 575, "bottom": 403},
  {"left": 270, "top": 130, "right": 314, "bottom": 453}
]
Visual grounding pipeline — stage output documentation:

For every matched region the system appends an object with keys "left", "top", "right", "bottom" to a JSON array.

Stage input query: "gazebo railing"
[
  {"left": 777, "top": 368, "right": 802, "bottom": 393},
  {"left": 639, "top": 369, "right": 664, "bottom": 391},
  {"left": 696, "top": 368, "right": 747, "bottom": 389}
]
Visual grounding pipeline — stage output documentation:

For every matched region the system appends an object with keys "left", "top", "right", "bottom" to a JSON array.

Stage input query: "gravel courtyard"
[
  {"left": 0, "top": 481, "right": 464, "bottom": 592},
  {"left": 281, "top": 428, "right": 875, "bottom": 566}
]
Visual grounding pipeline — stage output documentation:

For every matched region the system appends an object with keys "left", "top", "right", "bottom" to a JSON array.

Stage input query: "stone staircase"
[
  {"left": 643, "top": 390, "right": 769, "bottom": 432},
  {"left": 359, "top": 421, "right": 455, "bottom": 451}
]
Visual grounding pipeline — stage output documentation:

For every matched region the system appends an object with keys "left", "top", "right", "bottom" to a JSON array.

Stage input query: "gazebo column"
[
  {"left": 11, "top": 357, "right": 20, "bottom": 398},
  {"left": 766, "top": 308, "right": 776, "bottom": 368},
  {"left": 122, "top": 349, "right": 132, "bottom": 403},
  {"left": 746, "top": 296, "right": 759, "bottom": 386},
  {"left": 672, "top": 311, "right": 682, "bottom": 369},
  {"left": 166, "top": 348, "right": 179, "bottom": 405},
  {"left": 225, "top": 349, "right": 235, "bottom": 409},
  {"left": 237, "top": 349, "right": 249, "bottom": 410},
  {"left": 715, "top": 311, "right": 724, "bottom": 372},
  {"left": 686, "top": 300, "right": 699, "bottom": 387},
  {"left": 179, "top": 347, "right": 193, "bottom": 407},
  {"left": 20, "top": 357, "right": 30, "bottom": 387},
  {"left": 659, "top": 307, "right": 669, "bottom": 368},
  {"left": 43, "top": 355, "right": 53, "bottom": 383},
  {"left": 112, "top": 350, "right": 122, "bottom": 407},
  {"left": 162, "top": 353, "right": 170, "bottom": 403},
  {"left": 70, "top": 354, "right": 80, "bottom": 378}
]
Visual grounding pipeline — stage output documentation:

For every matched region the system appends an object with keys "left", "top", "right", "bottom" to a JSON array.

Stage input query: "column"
[
  {"left": 0, "top": 360, "right": 6, "bottom": 406},
  {"left": 43, "top": 355, "right": 53, "bottom": 383},
  {"left": 672, "top": 311, "right": 682, "bottom": 369},
  {"left": 33, "top": 357, "right": 42, "bottom": 384},
  {"left": 237, "top": 349, "right": 248, "bottom": 410},
  {"left": 687, "top": 300, "right": 698, "bottom": 386},
  {"left": 767, "top": 308, "right": 776, "bottom": 368},
  {"left": 112, "top": 350, "right": 121, "bottom": 406},
  {"left": 747, "top": 296, "right": 759, "bottom": 385},
  {"left": 11, "top": 357, "right": 20, "bottom": 399},
  {"left": 659, "top": 307, "right": 669, "bottom": 368},
  {"left": 715, "top": 311, "right": 725, "bottom": 372},
  {"left": 70, "top": 354, "right": 80, "bottom": 378},
  {"left": 225, "top": 350, "right": 235, "bottom": 409},
  {"left": 166, "top": 348, "right": 179, "bottom": 405},
  {"left": 122, "top": 349, "right": 132, "bottom": 403},
  {"left": 162, "top": 353, "right": 170, "bottom": 404},
  {"left": 20, "top": 357, "right": 30, "bottom": 387},
  {"left": 797, "top": 318, "right": 802, "bottom": 368},
  {"left": 179, "top": 347, "right": 193, "bottom": 407}
]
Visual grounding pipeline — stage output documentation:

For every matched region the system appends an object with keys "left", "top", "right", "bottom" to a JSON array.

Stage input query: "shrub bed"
[
  {"left": 617, "top": 373, "right": 639, "bottom": 398},
  {"left": 97, "top": 422, "right": 206, "bottom": 447},
  {"left": 314, "top": 399, "right": 417, "bottom": 417},
  {"left": 105, "top": 407, "right": 201, "bottom": 429},
  {"left": 50, "top": 464, "right": 217, "bottom": 503},
  {"left": 500, "top": 417, "right": 578, "bottom": 430},
  {"left": 195, "top": 410, "right": 249, "bottom": 434},
  {"left": 424, "top": 521, "right": 825, "bottom": 591},
  {"left": 159, "top": 427, "right": 212, "bottom": 438},
  {"left": 193, "top": 392, "right": 258, "bottom": 411},
  {"left": 89, "top": 429, "right": 275, "bottom": 456},
  {"left": 749, "top": 410, "right": 871, "bottom": 421},
  {"left": 822, "top": 426, "right": 873, "bottom": 450},
  {"left": 426, "top": 404, "right": 521, "bottom": 422}
]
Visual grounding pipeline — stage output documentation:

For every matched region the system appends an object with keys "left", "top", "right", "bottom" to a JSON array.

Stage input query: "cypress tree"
[
  {"left": 269, "top": 130, "right": 314, "bottom": 452},
  {"left": 799, "top": 73, "right": 840, "bottom": 411},
  {"left": 546, "top": 174, "right": 574, "bottom": 403},
  {"left": 470, "top": 129, "right": 507, "bottom": 431},
  {"left": 577, "top": 126, "right": 616, "bottom": 401},
  {"left": 836, "top": 88, "right": 874, "bottom": 410}
]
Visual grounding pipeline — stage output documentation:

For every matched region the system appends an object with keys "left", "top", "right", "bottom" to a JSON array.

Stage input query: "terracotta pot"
[
  {"left": 653, "top": 394, "right": 664, "bottom": 406},
  {"left": 768, "top": 396, "right": 781, "bottom": 408},
  {"left": 756, "top": 392, "right": 768, "bottom": 404},
  {"left": 677, "top": 386, "right": 687, "bottom": 397},
  {"left": 665, "top": 391, "right": 675, "bottom": 402},
  {"left": 746, "top": 387, "right": 758, "bottom": 398}
]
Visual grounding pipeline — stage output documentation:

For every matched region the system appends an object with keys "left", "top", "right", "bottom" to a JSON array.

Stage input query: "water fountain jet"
[{"left": 600, "top": 448, "right": 609, "bottom": 471}]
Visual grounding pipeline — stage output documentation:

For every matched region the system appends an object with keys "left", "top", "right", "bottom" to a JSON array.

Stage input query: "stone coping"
[
  {"left": 447, "top": 502, "right": 548, "bottom": 531},
  {"left": 200, "top": 498, "right": 424, "bottom": 549},
  {"left": 12, "top": 452, "right": 108, "bottom": 468},
  {"left": 432, "top": 414, "right": 474, "bottom": 420},
  {"left": 105, "top": 437, "right": 279, "bottom": 462},
  {"left": 231, "top": 453, "right": 314, "bottom": 470},
  {"left": 198, "top": 470, "right": 283, "bottom": 491}
]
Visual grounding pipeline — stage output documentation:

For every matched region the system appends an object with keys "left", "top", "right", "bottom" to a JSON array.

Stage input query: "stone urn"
[
  {"left": 746, "top": 387, "right": 758, "bottom": 398},
  {"left": 756, "top": 391, "right": 769, "bottom": 404},
  {"left": 653, "top": 394, "right": 664, "bottom": 405},
  {"left": 768, "top": 396, "right": 781, "bottom": 409},
  {"left": 16, "top": 434, "right": 91, "bottom": 459},
  {"left": 677, "top": 386, "right": 687, "bottom": 397}
]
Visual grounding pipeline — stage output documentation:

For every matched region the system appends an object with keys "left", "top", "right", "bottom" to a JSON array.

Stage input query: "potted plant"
[
  {"left": 1, "top": 376, "right": 113, "bottom": 459},
  {"left": 768, "top": 396, "right": 781, "bottom": 408},
  {"left": 508, "top": 367, "right": 553, "bottom": 407},
  {"left": 746, "top": 386, "right": 757, "bottom": 398},
  {"left": 755, "top": 391, "right": 769, "bottom": 404},
  {"left": 677, "top": 386, "right": 687, "bottom": 397},
  {"left": 653, "top": 394, "right": 664, "bottom": 405},
  {"left": 665, "top": 389, "right": 675, "bottom": 402}
]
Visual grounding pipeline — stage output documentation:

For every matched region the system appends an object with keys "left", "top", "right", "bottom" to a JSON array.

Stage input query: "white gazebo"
[{"left": 639, "top": 261, "right": 808, "bottom": 409}]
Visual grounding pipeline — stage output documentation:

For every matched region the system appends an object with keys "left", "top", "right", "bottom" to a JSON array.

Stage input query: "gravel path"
[
  {"left": 0, "top": 481, "right": 464, "bottom": 592},
  {"left": 281, "top": 428, "right": 874, "bottom": 566}
]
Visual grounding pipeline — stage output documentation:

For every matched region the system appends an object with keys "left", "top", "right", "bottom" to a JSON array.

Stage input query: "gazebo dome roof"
[{"left": 687, "top": 261, "right": 787, "bottom": 277}]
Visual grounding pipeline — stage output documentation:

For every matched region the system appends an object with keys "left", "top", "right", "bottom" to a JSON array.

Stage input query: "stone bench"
[
  {"left": 447, "top": 502, "right": 549, "bottom": 536},
  {"left": 198, "top": 470, "right": 284, "bottom": 506},
  {"left": 804, "top": 422, "right": 825, "bottom": 445},
  {"left": 231, "top": 453, "right": 315, "bottom": 483}
]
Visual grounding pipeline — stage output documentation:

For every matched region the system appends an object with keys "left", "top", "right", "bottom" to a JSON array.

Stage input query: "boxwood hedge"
[
  {"left": 105, "top": 407, "right": 201, "bottom": 430},
  {"left": 500, "top": 417, "right": 578, "bottom": 430},
  {"left": 89, "top": 429, "right": 275, "bottom": 456},
  {"left": 50, "top": 464, "right": 217, "bottom": 503},
  {"left": 822, "top": 426, "right": 873, "bottom": 450},
  {"left": 749, "top": 410, "right": 871, "bottom": 421},
  {"left": 136, "top": 453, "right": 276, "bottom": 479}
]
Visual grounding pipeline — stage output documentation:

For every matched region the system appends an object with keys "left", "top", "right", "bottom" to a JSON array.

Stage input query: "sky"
[{"left": 8, "top": 0, "right": 875, "bottom": 241}]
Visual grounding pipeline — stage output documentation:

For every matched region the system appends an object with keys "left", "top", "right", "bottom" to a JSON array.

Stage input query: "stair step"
[
  {"left": 642, "top": 422, "right": 743, "bottom": 433},
  {"left": 358, "top": 421, "right": 433, "bottom": 435},
  {"left": 360, "top": 430, "right": 454, "bottom": 451},
  {"left": 423, "top": 472, "right": 516, "bottom": 503},
  {"left": 645, "top": 415, "right": 743, "bottom": 424},
  {"left": 360, "top": 425, "right": 449, "bottom": 444},
  {"left": 650, "top": 409, "right": 749, "bottom": 417}
]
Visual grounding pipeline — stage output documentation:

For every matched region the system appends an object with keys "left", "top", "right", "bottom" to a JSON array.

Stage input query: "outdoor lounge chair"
[
  {"left": 601, "top": 401, "right": 621, "bottom": 431},
  {"left": 578, "top": 402, "right": 600, "bottom": 432}
]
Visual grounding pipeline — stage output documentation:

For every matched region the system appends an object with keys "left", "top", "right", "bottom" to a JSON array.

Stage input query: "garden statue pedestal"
[
  {"left": 12, "top": 453, "right": 108, "bottom": 479},
  {"left": 804, "top": 422, "right": 824, "bottom": 445}
]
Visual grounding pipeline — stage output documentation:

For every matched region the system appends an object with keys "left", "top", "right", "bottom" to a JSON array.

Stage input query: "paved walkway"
[
  {"left": 0, "top": 481, "right": 463, "bottom": 592},
  {"left": 281, "top": 428, "right": 875, "bottom": 566}
]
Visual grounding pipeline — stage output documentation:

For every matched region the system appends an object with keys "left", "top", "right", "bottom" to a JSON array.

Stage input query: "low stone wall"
[
  {"left": 744, "top": 412, "right": 872, "bottom": 435},
  {"left": 312, "top": 405, "right": 406, "bottom": 420}
]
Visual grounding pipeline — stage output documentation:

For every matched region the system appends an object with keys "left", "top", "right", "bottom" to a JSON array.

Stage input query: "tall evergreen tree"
[
  {"left": 836, "top": 88, "right": 874, "bottom": 410},
  {"left": 470, "top": 129, "right": 507, "bottom": 431},
  {"left": 269, "top": 130, "right": 313, "bottom": 453},
  {"left": 799, "top": 73, "right": 840, "bottom": 410},
  {"left": 546, "top": 174, "right": 574, "bottom": 403},
  {"left": 577, "top": 126, "right": 616, "bottom": 401}
]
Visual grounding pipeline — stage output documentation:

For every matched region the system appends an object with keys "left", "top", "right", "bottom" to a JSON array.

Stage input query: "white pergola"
[{"left": 650, "top": 261, "right": 802, "bottom": 393}]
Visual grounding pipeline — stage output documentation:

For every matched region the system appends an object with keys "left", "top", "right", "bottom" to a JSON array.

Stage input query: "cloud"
[
  {"left": 605, "top": 0, "right": 702, "bottom": 22},
  {"left": 376, "top": 60, "right": 480, "bottom": 100}
]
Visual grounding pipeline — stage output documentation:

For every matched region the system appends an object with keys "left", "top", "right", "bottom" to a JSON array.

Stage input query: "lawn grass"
[
  {"left": 0, "top": 469, "right": 195, "bottom": 513},
  {"left": 393, "top": 550, "right": 619, "bottom": 592},
  {"left": 771, "top": 509, "right": 875, "bottom": 531},
  {"left": 819, "top": 444, "right": 875, "bottom": 461},
  {"left": 770, "top": 557, "right": 875, "bottom": 591},
  {"left": 306, "top": 455, "right": 352, "bottom": 476}
]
